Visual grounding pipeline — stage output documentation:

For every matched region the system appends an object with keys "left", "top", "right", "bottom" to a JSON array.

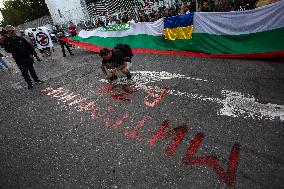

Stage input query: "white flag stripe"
[{"left": 194, "top": 1, "right": 284, "bottom": 35}]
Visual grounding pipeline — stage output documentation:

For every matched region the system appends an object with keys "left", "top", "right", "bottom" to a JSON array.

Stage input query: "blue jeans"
[{"left": 0, "top": 57, "right": 9, "bottom": 69}]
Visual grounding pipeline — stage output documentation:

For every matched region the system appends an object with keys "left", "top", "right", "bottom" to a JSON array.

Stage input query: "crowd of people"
[
  {"left": 0, "top": 21, "right": 80, "bottom": 88},
  {"left": 78, "top": 0, "right": 279, "bottom": 30}
]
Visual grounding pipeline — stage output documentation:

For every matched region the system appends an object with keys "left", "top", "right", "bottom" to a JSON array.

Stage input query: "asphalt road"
[{"left": 0, "top": 45, "right": 284, "bottom": 189}]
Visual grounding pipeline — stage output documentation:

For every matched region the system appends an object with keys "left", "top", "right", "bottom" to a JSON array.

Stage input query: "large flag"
[{"left": 62, "top": 1, "right": 284, "bottom": 59}]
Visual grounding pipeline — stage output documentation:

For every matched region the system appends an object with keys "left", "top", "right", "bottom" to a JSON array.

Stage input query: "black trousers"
[
  {"left": 59, "top": 41, "right": 73, "bottom": 56},
  {"left": 16, "top": 56, "right": 39, "bottom": 86}
]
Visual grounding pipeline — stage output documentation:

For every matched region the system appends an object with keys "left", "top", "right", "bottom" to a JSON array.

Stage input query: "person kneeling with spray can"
[{"left": 99, "top": 44, "right": 133, "bottom": 83}]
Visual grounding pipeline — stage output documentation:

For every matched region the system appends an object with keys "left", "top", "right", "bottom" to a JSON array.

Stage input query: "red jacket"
[{"left": 68, "top": 25, "right": 77, "bottom": 37}]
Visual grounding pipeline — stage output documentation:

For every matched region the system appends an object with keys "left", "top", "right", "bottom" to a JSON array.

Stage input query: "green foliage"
[{"left": 0, "top": 0, "right": 50, "bottom": 27}]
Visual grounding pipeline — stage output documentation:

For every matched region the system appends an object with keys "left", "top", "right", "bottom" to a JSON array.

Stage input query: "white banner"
[
  {"left": 78, "top": 19, "right": 164, "bottom": 39},
  {"left": 33, "top": 28, "right": 53, "bottom": 49}
]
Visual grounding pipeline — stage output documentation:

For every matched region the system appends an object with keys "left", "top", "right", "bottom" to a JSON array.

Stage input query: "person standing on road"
[
  {"left": 0, "top": 52, "right": 11, "bottom": 71},
  {"left": 68, "top": 22, "right": 78, "bottom": 37},
  {"left": 0, "top": 25, "right": 43, "bottom": 89},
  {"left": 33, "top": 27, "right": 53, "bottom": 62},
  {"left": 20, "top": 30, "right": 32, "bottom": 44},
  {"left": 55, "top": 25, "right": 74, "bottom": 57},
  {"left": 67, "top": 22, "right": 77, "bottom": 49},
  {"left": 20, "top": 30, "right": 42, "bottom": 60}
]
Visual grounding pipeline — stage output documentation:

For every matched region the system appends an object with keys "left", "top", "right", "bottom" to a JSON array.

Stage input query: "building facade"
[
  {"left": 45, "top": 0, "right": 187, "bottom": 25},
  {"left": 45, "top": 0, "right": 88, "bottom": 25},
  {"left": 85, "top": 0, "right": 144, "bottom": 21}
]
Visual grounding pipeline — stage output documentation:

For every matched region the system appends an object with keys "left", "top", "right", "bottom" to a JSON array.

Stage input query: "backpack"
[{"left": 114, "top": 43, "right": 133, "bottom": 60}]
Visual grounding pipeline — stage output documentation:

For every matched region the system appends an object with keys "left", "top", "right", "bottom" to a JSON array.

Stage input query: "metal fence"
[{"left": 16, "top": 15, "right": 53, "bottom": 31}]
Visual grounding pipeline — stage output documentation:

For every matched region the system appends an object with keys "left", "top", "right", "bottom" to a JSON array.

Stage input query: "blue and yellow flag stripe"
[{"left": 164, "top": 13, "right": 194, "bottom": 40}]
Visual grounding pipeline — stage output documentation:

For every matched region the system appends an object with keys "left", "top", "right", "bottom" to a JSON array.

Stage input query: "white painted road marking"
[
  {"left": 219, "top": 90, "right": 284, "bottom": 121},
  {"left": 100, "top": 71, "right": 284, "bottom": 122},
  {"left": 131, "top": 71, "right": 211, "bottom": 84}
]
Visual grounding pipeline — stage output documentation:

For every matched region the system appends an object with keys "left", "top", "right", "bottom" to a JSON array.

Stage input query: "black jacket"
[
  {"left": 102, "top": 50, "right": 126, "bottom": 69},
  {"left": 3, "top": 36, "right": 34, "bottom": 62}
]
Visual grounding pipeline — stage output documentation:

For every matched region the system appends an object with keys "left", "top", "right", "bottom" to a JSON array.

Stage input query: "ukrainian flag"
[{"left": 164, "top": 13, "right": 194, "bottom": 40}]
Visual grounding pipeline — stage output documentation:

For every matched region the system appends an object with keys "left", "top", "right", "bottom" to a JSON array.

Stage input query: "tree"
[{"left": 0, "top": 0, "right": 50, "bottom": 27}]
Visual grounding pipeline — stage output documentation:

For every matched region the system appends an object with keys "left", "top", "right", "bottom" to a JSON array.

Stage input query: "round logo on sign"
[{"left": 35, "top": 32, "right": 49, "bottom": 47}]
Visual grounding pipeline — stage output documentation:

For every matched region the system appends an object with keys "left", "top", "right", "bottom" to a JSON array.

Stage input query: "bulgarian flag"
[{"left": 63, "top": 1, "right": 284, "bottom": 59}]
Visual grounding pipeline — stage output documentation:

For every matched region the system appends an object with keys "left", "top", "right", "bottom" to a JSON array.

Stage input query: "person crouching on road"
[
  {"left": 99, "top": 48, "right": 132, "bottom": 83},
  {"left": 0, "top": 25, "right": 43, "bottom": 89}
]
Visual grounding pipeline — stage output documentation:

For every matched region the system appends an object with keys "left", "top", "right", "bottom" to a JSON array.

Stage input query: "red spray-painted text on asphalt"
[{"left": 41, "top": 85, "right": 240, "bottom": 187}]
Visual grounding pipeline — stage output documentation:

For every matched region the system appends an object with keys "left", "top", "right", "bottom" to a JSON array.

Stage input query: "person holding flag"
[
  {"left": 33, "top": 27, "right": 53, "bottom": 62},
  {"left": 54, "top": 25, "right": 74, "bottom": 57}
]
